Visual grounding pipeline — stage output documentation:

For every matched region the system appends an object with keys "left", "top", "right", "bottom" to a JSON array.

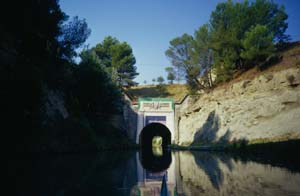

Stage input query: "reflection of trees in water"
[
  {"left": 184, "top": 151, "right": 300, "bottom": 196},
  {"left": 218, "top": 154, "right": 234, "bottom": 172},
  {"left": 191, "top": 152, "right": 234, "bottom": 190},
  {"left": 192, "top": 152, "right": 223, "bottom": 189},
  {"left": 190, "top": 150, "right": 300, "bottom": 191}
]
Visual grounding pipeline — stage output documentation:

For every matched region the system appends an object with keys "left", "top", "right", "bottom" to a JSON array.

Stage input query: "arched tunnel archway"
[
  {"left": 139, "top": 123, "right": 171, "bottom": 148},
  {"left": 139, "top": 123, "right": 172, "bottom": 172}
]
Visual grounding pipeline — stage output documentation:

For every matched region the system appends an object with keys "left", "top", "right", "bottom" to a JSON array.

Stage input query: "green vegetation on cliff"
[
  {"left": 171, "top": 42, "right": 300, "bottom": 151},
  {"left": 166, "top": 0, "right": 289, "bottom": 93},
  {"left": 80, "top": 36, "right": 139, "bottom": 88}
]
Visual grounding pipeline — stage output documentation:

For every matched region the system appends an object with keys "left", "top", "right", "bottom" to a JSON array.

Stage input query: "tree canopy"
[
  {"left": 1, "top": 0, "right": 128, "bottom": 152},
  {"left": 88, "top": 36, "right": 139, "bottom": 88},
  {"left": 157, "top": 76, "right": 165, "bottom": 84},
  {"left": 165, "top": 67, "right": 176, "bottom": 84},
  {"left": 166, "top": 0, "right": 289, "bottom": 93}
]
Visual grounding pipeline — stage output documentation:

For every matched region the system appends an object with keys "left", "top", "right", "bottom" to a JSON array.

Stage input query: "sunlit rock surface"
[{"left": 176, "top": 67, "right": 300, "bottom": 145}]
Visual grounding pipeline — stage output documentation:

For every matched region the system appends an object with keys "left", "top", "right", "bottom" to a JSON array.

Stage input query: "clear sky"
[{"left": 59, "top": 0, "right": 300, "bottom": 84}]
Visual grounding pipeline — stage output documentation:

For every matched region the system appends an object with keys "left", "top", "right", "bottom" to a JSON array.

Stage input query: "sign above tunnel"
[
  {"left": 138, "top": 98, "right": 174, "bottom": 112},
  {"left": 145, "top": 116, "right": 166, "bottom": 125}
]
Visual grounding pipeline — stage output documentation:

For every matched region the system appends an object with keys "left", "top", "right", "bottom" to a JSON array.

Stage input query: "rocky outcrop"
[{"left": 176, "top": 66, "right": 300, "bottom": 145}]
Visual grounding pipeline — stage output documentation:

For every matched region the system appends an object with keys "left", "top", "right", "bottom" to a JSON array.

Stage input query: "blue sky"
[{"left": 60, "top": 0, "right": 300, "bottom": 84}]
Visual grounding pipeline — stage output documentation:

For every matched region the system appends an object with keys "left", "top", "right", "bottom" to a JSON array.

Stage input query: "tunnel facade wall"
[
  {"left": 136, "top": 98, "right": 175, "bottom": 144},
  {"left": 136, "top": 111, "right": 175, "bottom": 144}
]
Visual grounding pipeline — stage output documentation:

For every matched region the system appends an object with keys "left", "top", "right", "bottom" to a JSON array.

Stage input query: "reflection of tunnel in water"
[
  {"left": 140, "top": 147, "right": 172, "bottom": 173},
  {"left": 139, "top": 123, "right": 172, "bottom": 172}
]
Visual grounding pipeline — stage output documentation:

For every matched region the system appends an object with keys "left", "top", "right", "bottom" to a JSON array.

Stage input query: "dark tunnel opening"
[
  {"left": 139, "top": 123, "right": 171, "bottom": 148},
  {"left": 139, "top": 123, "right": 172, "bottom": 172}
]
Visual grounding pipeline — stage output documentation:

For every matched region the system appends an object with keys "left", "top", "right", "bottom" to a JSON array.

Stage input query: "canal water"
[{"left": 13, "top": 149, "right": 300, "bottom": 196}]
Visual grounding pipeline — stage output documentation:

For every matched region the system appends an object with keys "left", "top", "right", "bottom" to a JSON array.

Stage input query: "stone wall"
[{"left": 177, "top": 66, "right": 300, "bottom": 145}]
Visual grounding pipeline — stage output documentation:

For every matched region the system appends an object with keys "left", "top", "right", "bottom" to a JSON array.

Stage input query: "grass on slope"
[{"left": 127, "top": 84, "right": 188, "bottom": 103}]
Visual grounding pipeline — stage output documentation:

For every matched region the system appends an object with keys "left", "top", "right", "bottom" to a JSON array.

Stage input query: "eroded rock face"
[{"left": 177, "top": 67, "right": 300, "bottom": 145}]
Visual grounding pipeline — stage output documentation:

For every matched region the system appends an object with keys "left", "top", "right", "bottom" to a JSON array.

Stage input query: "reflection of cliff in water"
[
  {"left": 192, "top": 152, "right": 224, "bottom": 189},
  {"left": 177, "top": 151, "right": 300, "bottom": 196}
]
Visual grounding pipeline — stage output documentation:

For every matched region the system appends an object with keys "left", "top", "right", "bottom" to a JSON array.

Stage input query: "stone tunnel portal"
[{"left": 136, "top": 98, "right": 175, "bottom": 144}]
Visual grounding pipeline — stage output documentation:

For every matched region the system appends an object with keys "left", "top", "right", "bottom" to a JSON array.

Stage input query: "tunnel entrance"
[
  {"left": 139, "top": 123, "right": 172, "bottom": 172},
  {"left": 140, "top": 123, "right": 171, "bottom": 148}
]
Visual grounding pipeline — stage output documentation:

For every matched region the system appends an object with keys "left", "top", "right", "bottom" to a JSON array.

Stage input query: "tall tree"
[
  {"left": 165, "top": 67, "right": 175, "bottom": 84},
  {"left": 1, "top": 0, "right": 91, "bottom": 152},
  {"left": 74, "top": 50, "right": 123, "bottom": 120},
  {"left": 192, "top": 24, "right": 213, "bottom": 88},
  {"left": 59, "top": 16, "right": 91, "bottom": 60},
  {"left": 165, "top": 33, "right": 206, "bottom": 92},
  {"left": 249, "top": 0, "right": 289, "bottom": 43},
  {"left": 157, "top": 76, "right": 165, "bottom": 84},
  {"left": 209, "top": 0, "right": 248, "bottom": 81},
  {"left": 92, "top": 36, "right": 139, "bottom": 88},
  {"left": 152, "top": 78, "right": 156, "bottom": 85},
  {"left": 241, "top": 24, "right": 275, "bottom": 65},
  {"left": 209, "top": 0, "right": 288, "bottom": 81},
  {"left": 165, "top": 34, "right": 193, "bottom": 78}
]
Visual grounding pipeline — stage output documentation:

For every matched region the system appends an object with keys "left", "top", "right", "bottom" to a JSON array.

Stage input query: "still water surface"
[{"left": 14, "top": 149, "right": 300, "bottom": 196}]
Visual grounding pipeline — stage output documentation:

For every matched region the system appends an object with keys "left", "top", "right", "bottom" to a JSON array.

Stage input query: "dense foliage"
[
  {"left": 166, "top": 0, "right": 289, "bottom": 93},
  {"left": 1, "top": 0, "right": 128, "bottom": 153},
  {"left": 86, "top": 36, "right": 139, "bottom": 88}
]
